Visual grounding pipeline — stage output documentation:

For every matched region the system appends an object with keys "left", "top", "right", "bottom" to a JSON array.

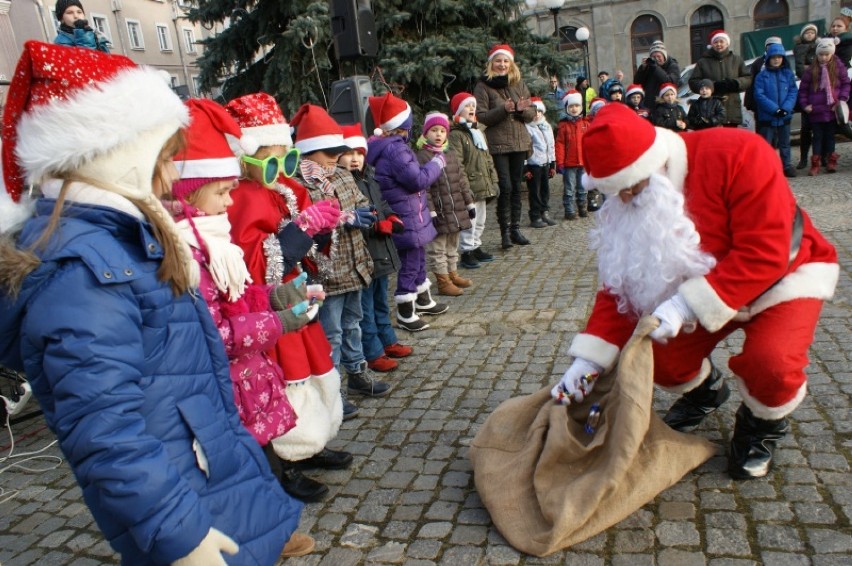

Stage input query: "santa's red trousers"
[{"left": 652, "top": 298, "right": 824, "bottom": 414}]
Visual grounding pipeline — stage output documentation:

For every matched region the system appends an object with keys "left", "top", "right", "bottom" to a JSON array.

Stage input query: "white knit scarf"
[{"left": 176, "top": 214, "right": 252, "bottom": 302}]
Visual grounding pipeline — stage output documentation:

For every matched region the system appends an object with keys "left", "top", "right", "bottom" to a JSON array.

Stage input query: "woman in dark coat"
[{"left": 689, "top": 30, "right": 752, "bottom": 126}]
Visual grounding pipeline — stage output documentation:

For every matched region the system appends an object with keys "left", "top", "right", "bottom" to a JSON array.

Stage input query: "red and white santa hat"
[
  {"left": 368, "top": 92, "right": 412, "bottom": 135},
  {"left": 172, "top": 99, "right": 247, "bottom": 200},
  {"left": 658, "top": 83, "right": 677, "bottom": 98},
  {"left": 341, "top": 123, "right": 367, "bottom": 154},
  {"left": 1, "top": 40, "right": 187, "bottom": 218},
  {"left": 709, "top": 29, "right": 730, "bottom": 45},
  {"left": 290, "top": 103, "right": 348, "bottom": 155},
  {"left": 626, "top": 83, "right": 645, "bottom": 98},
  {"left": 224, "top": 92, "right": 291, "bottom": 152},
  {"left": 450, "top": 92, "right": 476, "bottom": 118},
  {"left": 581, "top": 103, "right": 686, "bottom": 196},
  {"left": 589, "top": 97, "right": 607, "bottom": 114},
  {"left": 531, "top": 97, "right": 546, "bottom": 112},
  {"left": 488, "top": 44, "right": 514, "bottom": 61},
  {"left": 562, "top": 89, "right": 583, "bottom": 108}
]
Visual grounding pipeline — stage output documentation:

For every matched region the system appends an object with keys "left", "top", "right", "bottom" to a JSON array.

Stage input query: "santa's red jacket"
[{"left": 570, "top": 127, "right": 839, "bottom": 370}]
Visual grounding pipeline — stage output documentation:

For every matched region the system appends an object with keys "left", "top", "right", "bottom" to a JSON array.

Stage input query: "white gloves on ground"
[
  {"left": 551, "top": 358, "right": 603, "bottom": 405},
  {"left": 649, "top": 293, "right": 696, "bottom": 344},
  {"left": 172, "top": 528, "right": 238, "bottom": 566}
]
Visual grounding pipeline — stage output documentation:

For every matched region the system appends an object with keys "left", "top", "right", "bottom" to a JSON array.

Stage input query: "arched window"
[
  {"left": 689, "top": 6, "right": 724, "bottom": 63},
  {"left": 754, "top": 0, "right": 788, "bottom": 30},
  {"left": 558, "top": 26, "right": 588, "bottom": 81},
  {"left": 630, "top": 15, "right": 663, "bottom": 74}
]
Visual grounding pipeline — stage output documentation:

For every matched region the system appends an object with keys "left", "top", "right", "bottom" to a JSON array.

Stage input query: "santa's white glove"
[
  {"left": 649, "top": 293, "right": 696, "bottom": 344},
  {"left": 172, "top": 528, "right": 238, "bottom": 566},
  {"left": 550, "top": 358, "right": 603, "bottom": 405}
]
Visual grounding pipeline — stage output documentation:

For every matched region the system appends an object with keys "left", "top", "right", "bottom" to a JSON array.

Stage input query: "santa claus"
[{"left": 551, "top": 103, "right": 839, "bottom": 480}]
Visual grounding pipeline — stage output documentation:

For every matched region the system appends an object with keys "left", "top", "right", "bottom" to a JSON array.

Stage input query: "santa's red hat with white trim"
[
  {"left": 562, "top": 89, "right": 583, "bottom": 108},
  {"left": 171, "top": 99, "right": 248, "bottom": 200},
  {"left": 626, "top": 84, "right": 645, "bottom": 98},
  {"left": 581, "top": 102, "right": 686, "bottom": 196},
  {"left": 290, "top": 103, "right": 348, "bottom": 155},
  {"left": 488, "top": 44, "right": 514, "bottom": 61},
  {"left": 450, "top": 92, "right": 476, "bottom": 118},
  {"left": 341, "top": 123, "right": 367, "bottom": 154},
  {"left": 224, "top": 92, "right": 292, "bottom": 152},
  {"left": 1, "top": 40, "right": 188, "bottom": 232},
  {"left": 658, "top": 83, "right": 677, "bottom": 98},
  {"left": 531, "top": 97, "right": 546, "bottom": 113},
  {"left": 709, "top": 29, "right": 730, "bottom": 45},
  {"left": 368, "top": 92, "right": 412, "bottom": 135}
]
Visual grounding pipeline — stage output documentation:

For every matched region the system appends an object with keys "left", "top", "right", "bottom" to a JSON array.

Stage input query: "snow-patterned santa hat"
[
  {"left": 290, "top": 103, "right": 348, "bottom": 155},
  {"left": 658, "top": 83, "right": 677, "bottom": 98},
  {"left": 562, "top": 89, "right": 583, "bottom": 108},
  {"left": 709, "top": 29, "right": 730, "bottom": 45},
  {"left": 1, "top": 41, "right": 187, "bottom": 214},
  {"left": 341, "top": 123, "right": 367, "bottom": 154},
  {"left": 488, "top": 44, "right": 514, "bottom": 61},
  {"left": 224, "top": 92, "right": 291, "bottom": 153},
  {"left": 581, "top": 103, "right": 686, "bottom": 196},
  {"left": 531, "top": 97, "right": 546, "bottom": 112},
  {"left": 171, "top": 99, "right": 245, "bottom": 200},
  {"left": 450, "top": 92, "right": 476, "bottom": 118},
  {"left": 368, "top": 92, "right": 412, "bottom": 135},
  {"left": 626, "top": 84, "right": 645, "bottom": 98}
]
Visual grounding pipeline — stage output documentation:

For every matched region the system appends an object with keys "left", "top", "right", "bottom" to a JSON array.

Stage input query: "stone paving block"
[
  {"left": 417, "top": 522, "right": 452, "bottom": 539},
  {"left": 749, "top": 501, "right": 794, "bottom": 522},
  {"left": 6, "top": 549, "right": 47, "bottom": 566},
  {"left": 425, "top": 501, "right": 458, "bottom": 521},
  {"left": 614, "top": 528, "right": 654, "bottom": 552},
  {"left": 758, "top": 552, "right": 810, "bottom": 566},
  {"left": 68, "top": 558, "right": 106, "bottom": 566},
  {"left": 699, "top": 491, "right": 738, "bottom": 510},
  {"left": 318, "top": 547, "right": 363, "bottom": 566},
  {"left": 792, "top": 501, "right": 837, "bottom": 524},
  {"left": 449, "top": 525, "right": 487, "bottom": 545},
  {"left": 706, "top": 528, "right": 751, "bottom": 556},
  {"left": 706, "top": 511, "right": 748, "bottom": 529},
  {"left": 659, "top": 501, "right": 695, "bottom": 520},
  {"left": 366, "top": 541, "right": 406, "bottom": 563},
  {"left": 382, "top": 521, "right": 416, "bottom": 540},
  {"left": 37, "top": 529, "right": 74, "bottom": 548},
  {"left": 756, "top": 525, "right": 804, "bottom": 551},
  {"left": 406, "top": 540, "right": 441, "bottom": 560},
  {"left": 656, "top": 521, "right": 701, "bottom": 546},
  {"left": 561, "top": 553, "right": 605, "bottom": 566},
  {"left": 658, "top": 549, "right": 706, "bottom": 566},
  {"left": 806, "top": 528, "right": 852, "bottom": 553},
  {"left": 340, "top": 523, "right": 379, "bottom": 549},
  {"left": 439, "top": 546, "right": 483, "bottom": 565},
  {"left": 612, "top": 553, "right": 654, "bottom": 566}
]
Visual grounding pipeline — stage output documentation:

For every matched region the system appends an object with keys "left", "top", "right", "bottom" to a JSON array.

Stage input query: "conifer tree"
[{"left": 187, "top": 0, "right": 575, "bottom": 120}]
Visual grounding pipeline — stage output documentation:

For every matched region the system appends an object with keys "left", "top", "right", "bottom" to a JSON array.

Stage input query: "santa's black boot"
[
  {"left": 728, "top": 403, "right": 789, "bottom": 480},
  {"left": 663, "top": 362, "right": 730, "bottom": 432}
]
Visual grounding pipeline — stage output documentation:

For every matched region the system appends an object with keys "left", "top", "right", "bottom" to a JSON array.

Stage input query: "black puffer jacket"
[
  {"left": 352, "top": 165, "right": 401, "bottom": 279},
  {"left": 416, "top": 148, "right": 474, "bottom": 235},
  {"left": 633, "top": 55, "right": 681, "bottom": 113},
  {"left": 687, "top": 96, "right": 726, "bottom": 129}
]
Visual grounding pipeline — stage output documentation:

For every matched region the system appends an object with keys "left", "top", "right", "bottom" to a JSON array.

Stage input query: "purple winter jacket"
[
  {"left": 798, "top": 59, "right": 851, "bottom": 123},
  {"left": 366, "top": 134, "right": 443, "bottom": 250}
]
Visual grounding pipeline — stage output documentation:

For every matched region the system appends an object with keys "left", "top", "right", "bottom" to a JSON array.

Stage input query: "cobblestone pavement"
[{"left": 1, "top": 142, "right": 850, "bottom": 566}]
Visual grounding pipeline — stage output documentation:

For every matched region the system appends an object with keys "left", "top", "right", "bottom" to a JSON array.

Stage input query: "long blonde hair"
[{"left": 484, "top": 58, "right": 522, "bottom": 85}]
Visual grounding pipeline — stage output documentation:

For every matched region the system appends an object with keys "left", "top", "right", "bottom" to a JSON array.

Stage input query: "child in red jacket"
[{"left": 555, "top": 90, "right": 590, "bottom": 220}]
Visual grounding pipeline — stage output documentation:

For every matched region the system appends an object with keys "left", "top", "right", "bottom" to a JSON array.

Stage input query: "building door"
[
  {"left": 754, "top": 0, "right": 789, "bottom": 30},
  {"left": 690, "top": 6, "right": 724, "bottom": 63}
]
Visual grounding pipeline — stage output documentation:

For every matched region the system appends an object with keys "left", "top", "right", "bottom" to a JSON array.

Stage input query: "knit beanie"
[
  {"left": 816, "top": 37, "right": 838, "bottom": 56},
  {"left": 649, "top": 42, "right": 667, "bottom": 60},
  {"left": 423, "top": 112, "right": 450, "bottom": 133},
  {"left": 800, "top": 23, "right": 818, "bottom": 37},
  {"left": 699, "top": 79, "right": 714, "bottom": 92},
  {"left": 55, "top": 0, "right": 84, "bottom": 21}
]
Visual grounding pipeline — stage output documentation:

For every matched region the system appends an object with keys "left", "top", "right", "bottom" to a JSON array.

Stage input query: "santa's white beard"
[{"left": 590, "top": 173, "right": 716, "bottom": 316}]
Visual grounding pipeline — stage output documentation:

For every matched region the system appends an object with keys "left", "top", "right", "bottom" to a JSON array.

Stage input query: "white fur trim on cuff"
[
  {"left": 735, "top": 376, "right": 807, "bottom": 420},
  {"left": 748, "top": 262, "right": 839, "bottom": 317},
  {"left": 568, "top": 333, "right": 621, "bottom": 371},
  {"left": 654, "top": 358, "right": 712, "bottom": 394},
  {"left": 395, "top": 292, "right": 418, "bottom": 303},
  {"left": 679, "top": 276, "right": 738, "bottom": 333},
  {"left": 416, "top": 279, "right": 432, "bottom": 293}
]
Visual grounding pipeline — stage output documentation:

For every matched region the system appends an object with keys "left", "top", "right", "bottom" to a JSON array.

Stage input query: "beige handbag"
[{"left": 469, "top": 316, "right": 717, "bottom": 557}]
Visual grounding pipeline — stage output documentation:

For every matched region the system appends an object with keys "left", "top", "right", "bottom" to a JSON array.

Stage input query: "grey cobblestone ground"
[{"left": 0, "top": 142, "right": 850, "bottom": 565}]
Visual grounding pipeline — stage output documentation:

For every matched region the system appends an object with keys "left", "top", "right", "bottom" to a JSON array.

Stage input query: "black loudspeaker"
[
  {"left": 330, "top": 0, "right": 378, "bottom": 60},
  {"left": 328, "top": 75, "right": 374, "bottom": 132}
]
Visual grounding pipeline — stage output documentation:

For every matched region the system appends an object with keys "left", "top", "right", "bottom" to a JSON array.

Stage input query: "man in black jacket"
[{"left": 633, "top": 41, "right": 680, "bottom": 113}]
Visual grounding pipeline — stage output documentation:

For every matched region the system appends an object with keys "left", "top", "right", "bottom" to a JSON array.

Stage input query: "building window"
[
  {"left": 630, "top": 15, "right": 663, "bottom": 73},
  {"left": 182, "top": 28, "right": 197, "bottom": 53},
  {"left": 126, "top": 19, "right": 144, "bottom": 50},
  {"left": 156, "top": 24, "right": 172, "bottom": 51},
  {"left": 90, "top": 14, "right": 111, "bottom": 42},
  {"left": 558, "top": 26, "right": 589, "bottom": 82},
  {"left": 689, "top": 6, "right": 724, "bottom": 63},
  {"left": 754, "top": 0, "right": 788, "bottom": 31},
  {"left": 192, "top": 75, "right": 201, "bottom": 96}
]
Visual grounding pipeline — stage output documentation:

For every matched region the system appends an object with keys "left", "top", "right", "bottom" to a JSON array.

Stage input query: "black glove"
[
  {"left": 468, "top": 207, "right": 476, "bottom": 219},
  {"left": 725, "top": 78, "right": 740, "bottom": 92},
  {"left": 74, "top": 19, "right": 93, "bottom": 31},
  {"left": 431, "top": 215, "right": 439, "bottom": 227},
  {"left": 774, "top": 108, "right": 785, "bottom": 118},
  {"left": 713, "top": 81, "right": 728, "bottom": 94}
]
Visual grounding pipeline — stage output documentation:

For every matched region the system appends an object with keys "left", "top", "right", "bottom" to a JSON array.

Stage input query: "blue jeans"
[
  {"left": 562, "top": 166, "right": 585, "bottom": 215},
  {"left": 318, "top": 290, "right": 365, "bottom": 373},
  {"left": 360, "top": 275, "right": 398, "bottom": 361},
  {"left": 757, "top": 122, "right": 792, "bottom": 169}
]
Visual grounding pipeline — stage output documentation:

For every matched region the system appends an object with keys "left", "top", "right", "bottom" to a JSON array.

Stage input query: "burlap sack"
[{"left": 469, "top": 316, "right": 717, "bottom": 557}]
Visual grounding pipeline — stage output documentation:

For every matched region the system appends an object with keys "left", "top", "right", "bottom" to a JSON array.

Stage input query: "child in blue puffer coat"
[
  {"left": 367, "top": 92, "right": 448, "bottom": 332},
  {"left": 53, "top": 0, "right": 111, "bottom": 53},
  {"left": 754, "top": 42, "right": 799, "bottom": 177}
]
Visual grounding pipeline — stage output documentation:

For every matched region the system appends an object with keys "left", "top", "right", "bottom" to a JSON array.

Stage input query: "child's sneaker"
[{"left": 384, "top": 343, "right": 413, "bottom": 358}]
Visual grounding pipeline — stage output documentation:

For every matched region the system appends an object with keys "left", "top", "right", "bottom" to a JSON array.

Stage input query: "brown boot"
[
  {"left": 808, "top": 155, "right": 821, "bottom": 176},
  {"left": 449, "top": 271, "right": 472, "bottom": 288},
  {"left": 281, "top": 532, "right": 315, "bottom": 558},
  {"left": 435, "top": 273, "right": 462, "bottom": 296},
  {"left": 827, "top": 152, "right": 839, "bottom": 173}
]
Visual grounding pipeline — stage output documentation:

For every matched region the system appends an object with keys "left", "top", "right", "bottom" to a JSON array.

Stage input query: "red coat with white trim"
[{"left": 570, "top": 128, "right": 839, "bottom": 370}]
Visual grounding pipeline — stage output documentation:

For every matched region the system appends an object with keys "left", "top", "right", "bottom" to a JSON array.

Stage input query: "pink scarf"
[{"left": 820, "top": 62, "right": 835, "bottom": 107}]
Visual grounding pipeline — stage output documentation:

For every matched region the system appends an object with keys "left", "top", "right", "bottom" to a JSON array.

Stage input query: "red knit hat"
[
  {"left": 488, "top": 44, "right": 514, "bottom": 61},
  {"left": 626, "top": 84, "right": 645, "bottom": 98},
  {"left": 172, "top": 99, "right": 247, "bottom": 200},
  {"left": 450, "top": 92, "right": 476, "bottom": 118},
  {"left": 368, "top": 92, "right": 412, "bottom": 134},
  {"left": 341, "top": 123, "right": 367, "bottom": 154},
  {"left": 290, "top": 103, "right": 348, "bottom": 155},
  {"left": 581, "top": 103, "right": 682, "bottom": 196},
  {"left": 658, "top": 83, "right": 677, "bottom": 98},
  {"left": 1, "top": 40, "right": 186, "bottom": 205},
  {"left": 224, "top": 93, "right": 292, "bottom": 151},
  {"left": 709, "top": 29, "right": 730, "bottom": 45},
  {"left": 423, "top": 112, "right": 450, "bottom": 133}
]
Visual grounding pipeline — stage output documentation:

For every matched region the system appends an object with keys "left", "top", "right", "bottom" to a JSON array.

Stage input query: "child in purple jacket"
[
  {"left": 798, "top": 37, "right": 851, "bottom": 175},
  {"left": 366, "top": 93, "right": 448, "bottom": 332}
]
